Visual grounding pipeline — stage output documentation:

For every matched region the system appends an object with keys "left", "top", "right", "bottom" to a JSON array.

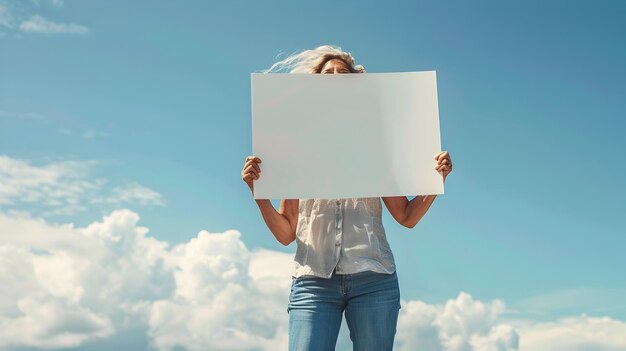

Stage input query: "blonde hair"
[{"left": 261, "top": 45, "right": 366, "bottom": 74}]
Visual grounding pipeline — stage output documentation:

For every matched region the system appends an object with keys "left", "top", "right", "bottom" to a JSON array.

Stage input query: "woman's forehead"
[{"left": 322, "top": 58, "right": 350, "bottom": 69}]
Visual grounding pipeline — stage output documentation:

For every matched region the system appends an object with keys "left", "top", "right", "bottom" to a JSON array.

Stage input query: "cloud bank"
[{"left": 1, "top": 208, "right": 625, "bottom": 351}]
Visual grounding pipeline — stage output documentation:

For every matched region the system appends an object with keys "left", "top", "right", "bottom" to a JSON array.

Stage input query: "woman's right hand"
[{"left": 241, "top": 156, "right": 262, "bottom": 194}]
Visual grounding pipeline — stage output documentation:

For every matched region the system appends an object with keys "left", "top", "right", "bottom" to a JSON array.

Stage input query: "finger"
[
  {"left": 247, "top": 167, "right": 259, "bottom": 178},
  {"left": 244, "top": 159, "right": 261, "bottom": 172},
  {"left": 436, "top": 163, "right": 450, "bottom": 171},
  {"left": 249, "top": 157, "right": 263, "bottom": 167},
  {"left": 244, "top": 172, "right": 258, "bottom": 181},
  {"left": 244, "top": 160, "right": 260, "bottom": 174},
  {"left": 244, "top": 165, "right": 259, "bottom": 177},
  {"left": 243, "top": 163, "right": 254, "bottom": 173},
  {"left": 244, "top": 156, "right": 262, "bottom": 165}
]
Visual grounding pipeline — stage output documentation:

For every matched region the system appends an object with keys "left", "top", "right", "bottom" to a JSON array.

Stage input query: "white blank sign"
[{"left": 251, "top": 71, "right": 444, "bottom": 199}]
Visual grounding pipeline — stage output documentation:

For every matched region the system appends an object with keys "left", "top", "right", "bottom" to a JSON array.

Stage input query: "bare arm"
[
  {"left": 241, "top": 155, "right": 298, "bottom": 246},
  {"left": 382, "top": 151, "right": 453, "bottom": 228},
  {"left": 382, "top": 195, "right": 438, "bottom": 228},
  {"left": 254, "top": 198, "right": 298, "bottom": 246}
]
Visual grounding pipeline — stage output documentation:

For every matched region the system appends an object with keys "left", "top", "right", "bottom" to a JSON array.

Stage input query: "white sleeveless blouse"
[{"left": 292, "top": 197, "right": 397, "bottom": 278}]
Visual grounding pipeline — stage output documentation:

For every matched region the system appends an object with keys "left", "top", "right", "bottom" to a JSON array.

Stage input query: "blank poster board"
[{"left": 251, "top": 71, "right": 444, "bottom": 200}]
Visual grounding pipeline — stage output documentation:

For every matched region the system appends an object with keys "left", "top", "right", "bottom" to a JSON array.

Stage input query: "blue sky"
[{"left": 1, "top": 0, "right": 626, "bottom": 350}]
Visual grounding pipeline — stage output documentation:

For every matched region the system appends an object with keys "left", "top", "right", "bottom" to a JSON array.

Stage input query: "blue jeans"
[{"left": 287, "top": 269, "right": 401, "bottom": 351}]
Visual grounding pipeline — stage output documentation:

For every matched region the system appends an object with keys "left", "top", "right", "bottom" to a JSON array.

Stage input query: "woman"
[{"left": 241, "top": 45, "right": 453, "bottom": 351}]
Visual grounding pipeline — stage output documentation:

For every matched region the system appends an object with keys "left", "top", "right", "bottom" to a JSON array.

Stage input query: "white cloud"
[
  {"left": 0, "top": 155, "right": 165, "bottom": 216},
  {"left": 0, "top": 209, "right": 291, "bottom": 350},
  {"left": 0, "top": 3, "right": 12, "bottom": 28},
  {"left": 515, "top": 315, "right": 626, "bottom": 351},
  {"left": 92, "top": 183, "right": 166, "bottom": 206},
  {"left": 0, "top": 216, "right": 116, "bottom": 349},
  {"left": 54, "top": 128, "right": 110, "bottom": 138},
  {"left": 1, "top": 1, "right": 87, "bottom": 37},
  {"left": 395, "top": 293, "right": 518, "bottom": 351},
  {"left": 0, "top": 155, "right": 103, "bottom": 208},
  {"left": 0, "top": 209, "right": 625, "bottom": 350},
  {"left": 19, "top": 14, "right": 88, "bottom": 35},
  {"left": 145, "top": 231, "right": 292, "bottom": 351},
  {"left": 471, "top": 325, "right": 519, "bottom": 351}
]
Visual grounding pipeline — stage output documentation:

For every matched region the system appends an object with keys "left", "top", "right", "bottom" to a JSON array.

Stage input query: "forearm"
[
  {"left": 403, "top": 194, "right": 437, "bottom": 228},
  {"left": 254, "top": 199, "right": 295, "bottom": 245},
  {"left": 404, "top": 175, "right": 447, "bottom": 228}
]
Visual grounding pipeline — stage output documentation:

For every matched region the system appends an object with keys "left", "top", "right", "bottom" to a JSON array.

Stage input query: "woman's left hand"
[{"left": 434, "top": 151, "right": 452, "bottom": 182}]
